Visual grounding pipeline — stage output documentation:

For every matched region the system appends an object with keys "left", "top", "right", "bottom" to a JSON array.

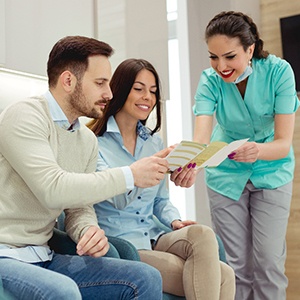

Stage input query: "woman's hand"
[
  {"left": 229, "top": 114, "right": 295, "bottom": 162},
  {"left": 228, "top": 141, "right": 260, "bottom": 162},
  {"left": 170, "top": 164, "right": 198, "bottom": 188},
  {"left": 171, "top": 219, "right": 197, "bottom": 230}
]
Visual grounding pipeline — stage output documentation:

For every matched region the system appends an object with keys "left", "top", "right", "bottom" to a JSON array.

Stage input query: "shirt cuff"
[{"left": 121, "top": 166, "right": 134, "bottom": 191}]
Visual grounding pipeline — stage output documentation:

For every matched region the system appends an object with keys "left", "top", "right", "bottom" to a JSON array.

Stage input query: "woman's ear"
[
  {"left": 60, "top": 71, "right": 77, "bottom": 93},
  {"left": 249, "top": 43, "right": 255, "bottom": 59}
]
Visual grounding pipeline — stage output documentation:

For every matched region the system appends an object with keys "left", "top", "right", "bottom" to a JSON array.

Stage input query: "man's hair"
[{"left": 47, "top": 36, "right": 114, "bottom": 87}]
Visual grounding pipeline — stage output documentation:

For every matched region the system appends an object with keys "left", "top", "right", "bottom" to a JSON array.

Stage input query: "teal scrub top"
[{"left": 193, "top": 54, "right": 300, "bottom": 201}]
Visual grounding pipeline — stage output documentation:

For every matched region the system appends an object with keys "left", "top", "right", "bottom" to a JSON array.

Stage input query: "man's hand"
[
  {"left": 76, "top": 226, "right": 109, "bottom": 258},
  {"left": 130, "top": 156, "right": 169, "bottom": 188},
  {"left": 170, "top": 164, "right": 198, "bottom": 188},
  {"left": 171, "top": 219, "right": 197, "bottom": 230},
  {"left": 154, "top": 145, "right": 176, "bottom": 158}
]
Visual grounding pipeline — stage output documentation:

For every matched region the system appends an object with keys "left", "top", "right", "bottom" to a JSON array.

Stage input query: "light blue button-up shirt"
[
  {"left": 94, "top": 116, "right": 181, "bottom": 250},
  {"left": 193, "top": 54, "right": 300, "bottom": 200}
]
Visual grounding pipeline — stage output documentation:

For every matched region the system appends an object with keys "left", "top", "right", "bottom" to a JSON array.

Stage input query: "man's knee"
[
  {"left": 141, "top": 261, "right": 162, "bottom": 283},
  {"left": 3, "top": 277, "right": 81, "bottom": 300},
  {"left": 55, "top": 280, "right": 81, "bottom": 300},
  {"left": 133, "top": 262, "right": 163, "bottom": 299}
]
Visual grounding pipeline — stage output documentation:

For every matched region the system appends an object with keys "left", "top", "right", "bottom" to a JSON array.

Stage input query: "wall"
[
  {"left": 0, "top": 0, "right": 96, "bottom": 113},
  {"left": 0, "top": 0, "right": 5, "bottom": 66},
  {"left": 96, "top": 0, "right": 169, "bottom": 140},
  {"left": 0, "top": 0, "right": 169, "bottom": 119},
  {"left": 3, "top": 0, "right": 95, "bottom": 76},
  {"left": 260, "top": 1, "right": 300, "bottom": 299}
]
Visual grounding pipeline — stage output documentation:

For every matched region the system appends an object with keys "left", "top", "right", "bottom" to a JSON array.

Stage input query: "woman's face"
[
  {"left": 207, "top": 34, "right": 254, "bottom": 83},
  {"left": 121, "top": 69, "right": 157, "bottom": 121}
]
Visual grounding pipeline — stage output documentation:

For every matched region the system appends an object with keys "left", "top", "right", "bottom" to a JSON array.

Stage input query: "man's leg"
[
  {"left": 47, "top": 253, "right": 162, "bottom": 300},
  {"left": 0, "top": 258, "right": 81, "bottom": 300}
]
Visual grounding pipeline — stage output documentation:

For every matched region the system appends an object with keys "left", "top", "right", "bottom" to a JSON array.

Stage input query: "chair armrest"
[
  {"left": 49, "top": 228, "right": 120, "bottom": 258},
  {"left": 216, "top": 234, "right": 227, "bottom": 263},
  {"left": 49, "top": 227, "right": 78, "bottom": 255},
  {"left": 107, "top": 236, "right": 140, "bottom": 261}
]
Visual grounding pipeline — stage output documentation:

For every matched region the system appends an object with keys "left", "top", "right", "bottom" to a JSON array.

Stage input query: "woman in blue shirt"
[
  {"left": 193, "top": 11, "right": 300, "bottom": 300},
  {"left": 88, "top": 58, "right": 235, "bottom": 299}
]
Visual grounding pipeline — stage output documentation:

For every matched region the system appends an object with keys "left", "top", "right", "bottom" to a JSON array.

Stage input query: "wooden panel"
[
  {"left": 260, "top": 0, "right": 300, "bottom": 56},
  {"left": 286, "top": 109, "right": 300, "bottom": 300},
  {"left": 260, "top": 1, "right": 300, "bottom": 299}
]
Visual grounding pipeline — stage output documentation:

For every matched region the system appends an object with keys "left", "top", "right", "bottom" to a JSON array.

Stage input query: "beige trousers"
[{"left": 138, "top": 224, "right": 235, "bottom": 300}]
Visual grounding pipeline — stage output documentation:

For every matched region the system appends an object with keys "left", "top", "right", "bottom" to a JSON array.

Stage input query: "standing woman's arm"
[
  {"left": 233, "top": 113, "right": 296, "bottom": 162},
  {"left": 193, "top": 114, "right": 214, "bottom": 144}
]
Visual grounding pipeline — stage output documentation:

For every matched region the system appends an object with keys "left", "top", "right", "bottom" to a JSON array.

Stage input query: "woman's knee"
[
  {"left": 220, "top": 262, "right": 236, "bottom": 299},
  {"left": 220, "top": 261, "right": 235, "bottom": 283},
  {"left": 185, "top": 224, "right": 217, "bottom": 247}
]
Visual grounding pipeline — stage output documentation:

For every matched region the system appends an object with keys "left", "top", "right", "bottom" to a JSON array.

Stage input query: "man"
[{"left": 0, "top": 36, "right": 167, "bottom": 299}]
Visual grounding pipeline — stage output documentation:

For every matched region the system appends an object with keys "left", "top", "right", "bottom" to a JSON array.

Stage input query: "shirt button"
[
  {"left": 137, "top": 196, "right": 141, "bottom": 199},
  {"left": 136, "top": 211, "right": 140, "bottom": 215},
  {"left": 141, "top": 219, "right": 144, "bottom": 222},
  {"left": 144, "top": 232, "right": 148, "bottom": 236}
]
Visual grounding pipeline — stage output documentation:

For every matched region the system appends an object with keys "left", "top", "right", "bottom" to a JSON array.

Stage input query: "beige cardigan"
[{"left": 0, "top": 96, "right": 126, "bottom": 247}]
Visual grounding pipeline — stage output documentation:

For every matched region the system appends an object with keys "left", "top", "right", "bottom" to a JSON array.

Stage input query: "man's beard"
[{"left": 69, "top": 83, "right": 106, "bottom": 119}]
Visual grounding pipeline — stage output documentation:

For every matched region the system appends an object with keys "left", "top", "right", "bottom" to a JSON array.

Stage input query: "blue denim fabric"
[{"left": 0, "top": 253, "right": 162, "bottom": 300}]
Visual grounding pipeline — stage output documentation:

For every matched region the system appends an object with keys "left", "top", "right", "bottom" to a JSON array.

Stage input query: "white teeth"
[
  {"left": 221, "top": 70, "right": 233, "bottom": 75},
  {"left": 137, "top": 105, "right": 149, "bottom": 109}
]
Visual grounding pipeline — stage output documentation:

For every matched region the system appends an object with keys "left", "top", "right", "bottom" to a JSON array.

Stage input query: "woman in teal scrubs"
[{"left": 193, "top": 11, "right": 299, "bottom": 300}]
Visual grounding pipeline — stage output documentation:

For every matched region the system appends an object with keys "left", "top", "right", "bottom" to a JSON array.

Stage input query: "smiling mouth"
[
  {"left": 220, "top": 70, "right": 235, "bottom": 79},
  {"left": 136, "top": 104, "right": 150, "bottom": 111}
]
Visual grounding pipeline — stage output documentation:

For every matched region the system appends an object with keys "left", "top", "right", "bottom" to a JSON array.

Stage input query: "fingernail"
[
  {"left": 177, "top": 167, "right": 182, "bottom": 172},
  {"left": 228, "top": 152, "right": 236, "bottom": 159},
  {"left": 192, "top": 163, "right": 197, "bottom": 168},
  {"left": 187, "top": 163, "right": 192, "bottom": 168}
]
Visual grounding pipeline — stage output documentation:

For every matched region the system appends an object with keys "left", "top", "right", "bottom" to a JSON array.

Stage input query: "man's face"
[{"left": 69, "top": 55, "right": 113, "bottom": 119}]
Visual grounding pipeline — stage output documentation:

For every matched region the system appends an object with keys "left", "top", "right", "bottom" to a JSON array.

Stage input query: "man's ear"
[{"left": 60, "top": 71, "right": 77, "bottom": 93}]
